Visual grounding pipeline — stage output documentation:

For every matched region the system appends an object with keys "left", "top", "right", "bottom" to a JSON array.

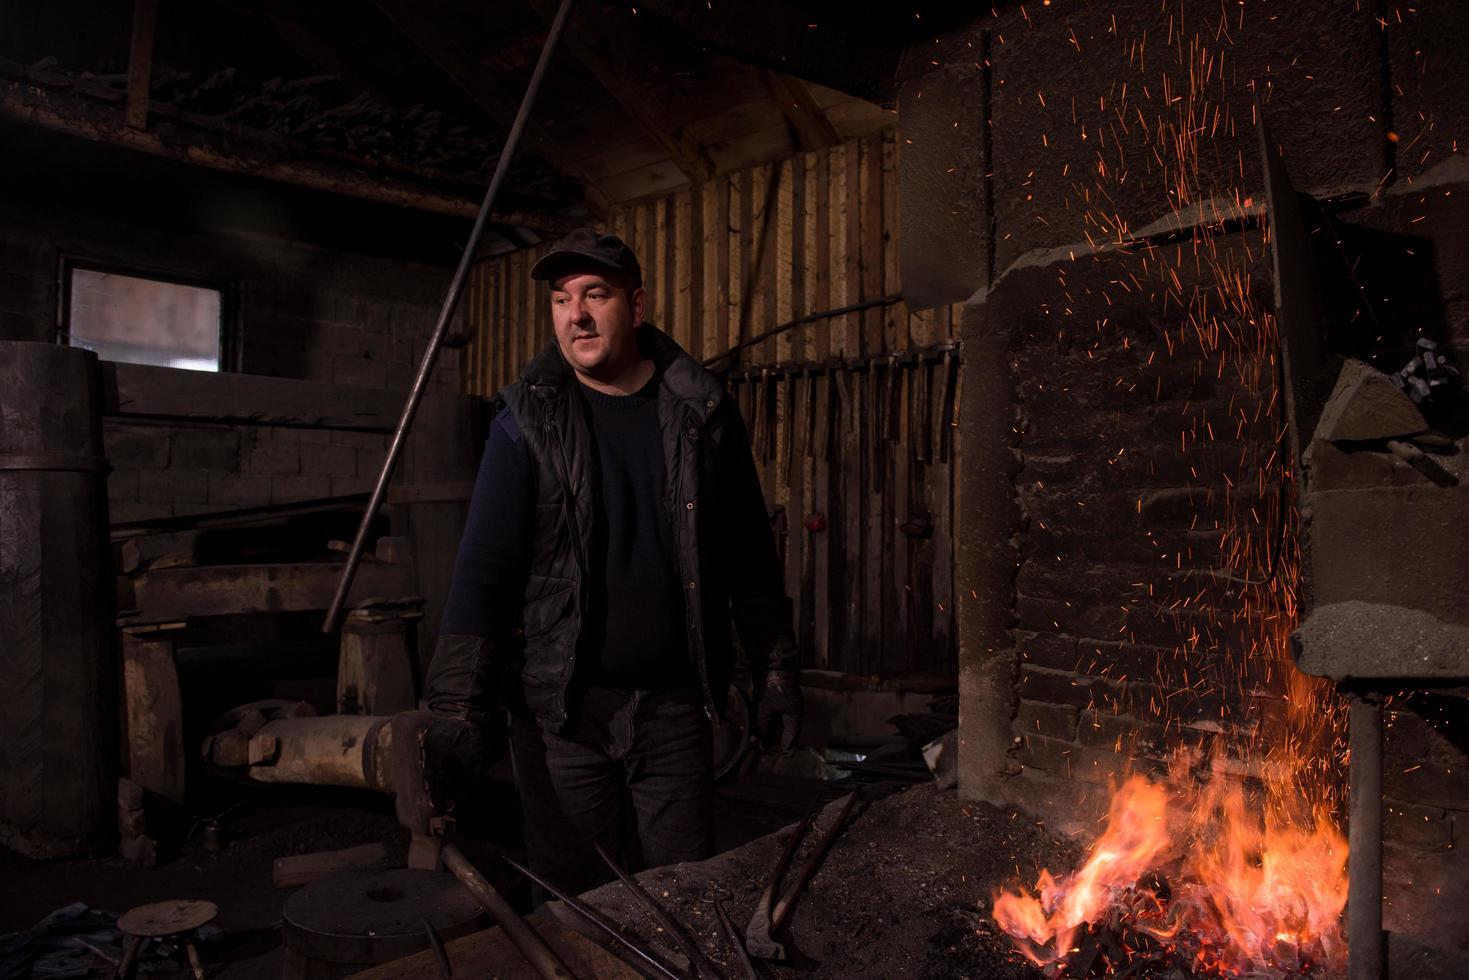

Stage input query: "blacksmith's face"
[{"left": 550, "top": 269, "right": 646, "bottom": 379}]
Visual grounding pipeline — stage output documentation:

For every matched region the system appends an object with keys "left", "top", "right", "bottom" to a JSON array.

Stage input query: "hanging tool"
[
  {"left": 743, "top": 792, "right": 859, "bottom": 960},
  {"left": 503, "top": 856, "right": 689, "bottom": 980},
  {"left": 593, "top": 843, "right": 724, "bottom": 979},
  {"left": 322, "top": 0, "right": 578, "bottom": 633}
]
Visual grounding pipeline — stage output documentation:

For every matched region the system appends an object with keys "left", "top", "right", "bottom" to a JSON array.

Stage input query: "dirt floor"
[
  {"left": 575, "top": 781, "right": 1079, "bottom": 980},
  {"left": 0, "top": 779, "right": 1071, "bottom": 980}
]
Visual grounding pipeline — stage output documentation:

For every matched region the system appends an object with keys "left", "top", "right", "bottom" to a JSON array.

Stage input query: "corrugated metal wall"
[{"left": 461, "top": 131, "right": 963, "bottom": 684}]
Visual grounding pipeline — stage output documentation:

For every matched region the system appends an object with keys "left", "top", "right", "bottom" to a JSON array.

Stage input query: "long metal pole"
[
  {"left": 322, "top": 0, "right": 577, "bottom": 633},
  {"left": 442, "top": 844, "right": 579, "bottom": 980},
  {"left": 1348, "top": 693, "right": 1384, "bottom": 980}
]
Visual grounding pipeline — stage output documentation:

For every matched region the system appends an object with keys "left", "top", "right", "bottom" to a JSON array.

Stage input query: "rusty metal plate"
[{"left": 283, "top": 869, "right": 484, "bottom": 965}]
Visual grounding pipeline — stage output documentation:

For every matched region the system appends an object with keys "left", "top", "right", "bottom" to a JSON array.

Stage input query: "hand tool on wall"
[
  {"left": 743, "top": 792, "right": 859, "bottom": 960},
  {"left": 322, "top": 0, "right": 578, "bottom": 633}
]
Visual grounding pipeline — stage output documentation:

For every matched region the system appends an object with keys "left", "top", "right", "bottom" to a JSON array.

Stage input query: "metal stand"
[{"left": 1348, "top": 692, "right": 1384, "bottom": 980}]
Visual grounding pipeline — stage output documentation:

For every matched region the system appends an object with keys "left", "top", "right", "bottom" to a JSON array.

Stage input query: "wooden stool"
[{"left": 116, "top": 899, "right": 218, "bottom": 980}]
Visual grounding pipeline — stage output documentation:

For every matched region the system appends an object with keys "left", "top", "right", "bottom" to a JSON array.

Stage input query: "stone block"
[
  {"left": 169, "top": 430, "right": 241, "bottom": 471},
  {"left": 1016, "top": 699, "right": 1080, "bottom": 740},
  {"left": 140, "top": 467, "right": 209, "bottom": 505},
  {"left": 206, "top": 472, "right": 271, "bottom": 507},
  {"left": 103, "top": 426, "right": 169, "bottom": 468},
  {"left": 1308, "top": 483, "right": 1469, "bottom": 625},
  {"left": 1017, "top": 664, "right": 1123, "bottom": 708},
  {"left": 1015, "top": 630, "right": 1080, "bottom": 671},
  {"left": 107, "top": 467, "right": 140, "bottom": 503},
  {"left": 109, "top": 501, "right": 171, "bottom": 524},
  {"left": 898, "top": 59, "right": 990, "bottom": 307},
  {"left": 301, "top": 443, "right": 357, "bottom": 477},
  {"left": 988, "top": 0, "right": 1385, "bottom": 273},
  {"left": 331, "top": 355, "right": 387, "bottom": 390},
  {"left": 1017, "top": 732, "right": 1130, "bottom": 786},
  {"left": 1384, "top": 798, "right": 1454, "bottom": 851},
  {"left": 239, "top": 438, "right": 301, "bottom": 475},
  {"left": 330, "top": 430, "right": 389, "bottom": 450},
  {"left": 270, "top": 474, "right": 331, "bottom": 503},
  {"left": 1385, "top": 3, "right": 1469, "bottom": 183},
  {"left": 330, "top": 475, "right": 375, "bottom": 496},
  {"left": 356, "top": 448, "right": 386, "bottom": 478}
]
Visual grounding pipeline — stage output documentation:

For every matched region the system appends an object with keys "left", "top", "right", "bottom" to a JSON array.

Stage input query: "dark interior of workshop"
[{"left": 2, "top": 2, "right": 1468, "bottom": 979}]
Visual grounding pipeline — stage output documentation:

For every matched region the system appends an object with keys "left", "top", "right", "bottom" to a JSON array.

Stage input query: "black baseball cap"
[{"left": 529, "top": 228, "right": 643, "bottom": 288}]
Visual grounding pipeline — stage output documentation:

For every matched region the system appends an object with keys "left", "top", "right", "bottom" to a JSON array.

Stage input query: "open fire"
[
  {"left": 993, "top": 754, "right": 1348, "bottom": 976},
  {"left": 985, "top": 0, "right": 1363, "bottom": 973}
]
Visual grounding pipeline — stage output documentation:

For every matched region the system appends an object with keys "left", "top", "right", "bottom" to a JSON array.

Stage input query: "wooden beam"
[
  {"left": 371, "top": 0, "right": 611, "bottom": 215},
  {"left": 526, "top": 0, "right": 715, "bottom": 183},
  {"left": 262, "top": 0, "right": 386, "bottom": 101},
  {"left": 761, "top": 70, "right": 841, "bottom": 151},
  {"left": 124, "top": 0, "right": 158, "bottom": 130},
  {"left": 125, "top": 562, "right": 413, "bottom": 621},
  {"left": 0, "top": 78, "right": 572, "bottom": 230}
]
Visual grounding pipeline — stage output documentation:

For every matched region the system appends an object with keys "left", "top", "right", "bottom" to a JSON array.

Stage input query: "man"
[{"left": 421, "top": 229, "right": 802, "bottom": 894}]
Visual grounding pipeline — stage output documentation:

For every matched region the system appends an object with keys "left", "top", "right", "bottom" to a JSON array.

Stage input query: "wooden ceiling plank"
[
  {"left": 526, "top": 0, "right": 716, "bottom": 183},
  {"left": 0, "top": 79, "right": 574, "bottom": 232},
  {"left": 124, "top": 0, "right": 157, "bottom": 130},
  {"left": 760, "top": 70, "right": 840, "bottom": 152},
  {"left": 371, "top": 0, "right": 610, "bottom": 215},
  {"left": 262, "top": 0, "right": 386, "bottom": 101}
]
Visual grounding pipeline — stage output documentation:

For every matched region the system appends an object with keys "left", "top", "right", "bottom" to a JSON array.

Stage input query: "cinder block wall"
[
  {"left": 898, "top": 0, "right": 1469, "bottom": 965},
  {"left": 0, "top": 194, "right": 461, "bottom": 521}
]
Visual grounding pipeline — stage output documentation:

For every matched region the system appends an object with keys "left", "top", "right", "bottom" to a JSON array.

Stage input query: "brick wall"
[
  {"left": 104, "top": 421, "right": 387, "bottom": 525},
  {"left": 0, "top": 176, "right": 465, "bottom": 520},
  {"left": 900, "top": 0, "right": 1469, "bottom": 966}
]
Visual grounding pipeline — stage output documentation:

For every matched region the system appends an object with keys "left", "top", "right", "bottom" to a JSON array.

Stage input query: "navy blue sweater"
[{"left": 440, "top": 373, "right": 691, "bottom": 689}]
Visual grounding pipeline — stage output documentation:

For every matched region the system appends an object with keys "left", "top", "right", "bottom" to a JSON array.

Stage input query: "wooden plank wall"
[{"left": 461, "top": 131, "right": 964, "bottom": 685}]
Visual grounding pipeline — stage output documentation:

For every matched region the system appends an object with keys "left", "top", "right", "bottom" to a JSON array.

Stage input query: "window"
[{"left": 63, "top": 262, "right": 228, "bottom": 372}]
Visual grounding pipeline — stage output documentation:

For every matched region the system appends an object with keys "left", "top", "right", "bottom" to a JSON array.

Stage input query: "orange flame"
[{"left": 993, "top": 758, "right": 1347, "bottom": 973}]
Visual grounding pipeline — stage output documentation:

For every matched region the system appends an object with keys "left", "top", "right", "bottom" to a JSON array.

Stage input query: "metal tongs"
[{"left": 743, "top": 792, "right": 859, "bottom": 960}]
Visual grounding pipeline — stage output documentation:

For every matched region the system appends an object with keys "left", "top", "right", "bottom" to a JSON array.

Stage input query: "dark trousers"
[{"left": 509, "top": 683, "right": 714, "bottom": 896}]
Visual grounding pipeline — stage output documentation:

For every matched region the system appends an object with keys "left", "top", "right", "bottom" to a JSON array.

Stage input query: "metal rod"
[
  {"left": 111, "top": 492, "right": 370, "bottom": 540},
  {"left": 702, "top": 293, "right": 905, "bottom": 368},
  {"left": 593, "top": 843, "right": 721, "bottom": 979},
  {"left": 502, "top": 856, "right": 688, "bottom": 980},
  {"left": 1348, "top": 695, "right": 1384, "bottom": 980},
  {"left": 321, "top": 0, "right": 578, "bottom": 633},
  {"left": 421, "top": 917, "right": 452, "bottom": 980},
  {"left": 441, "top": 844, "right": 579, "bottom": 980}
]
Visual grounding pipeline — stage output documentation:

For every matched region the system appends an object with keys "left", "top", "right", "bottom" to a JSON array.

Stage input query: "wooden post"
[
  {"left": 125, "top": 0, "right": 158, "bottom": 131},
  {"left": 122, "top": 628, "right": 186, "bottom": 805}
]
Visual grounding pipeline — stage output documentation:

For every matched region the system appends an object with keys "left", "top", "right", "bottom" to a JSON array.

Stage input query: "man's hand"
[
  {"left": 389, "top": 710, "right": 506, "bottom": 835},
  {"left": 755, "top": 668, "right": 803, "bottom": 753}
]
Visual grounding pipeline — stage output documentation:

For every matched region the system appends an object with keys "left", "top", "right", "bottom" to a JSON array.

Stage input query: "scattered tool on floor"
[
  {"left": 420, "top": 918, "right": 451, "bottom": 980},
  {"left": 115, "top": 900, "right": 217, "bottom": 980},
  {"left": 503, "top": 856, "right": 689, "bottom": 980},
  {"left": 711, "top": 899, "right": 761, "bottom": 980},
  {"left": 593, "top": 843, "right": 724, "bottom": 980},
  {"left": 441, "top": 844, "right": 578, "bottom": 980},
  {"left": 744, "top": 791, "right": 859, "bottom": 960}
]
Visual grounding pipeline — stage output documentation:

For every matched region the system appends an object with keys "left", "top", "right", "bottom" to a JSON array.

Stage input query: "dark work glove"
[
  {"left": 755, "top": 669, "right": 803, "bottom": 753},
  {"left": 389, "top": 709, "right": 506, "bottom": 834}
]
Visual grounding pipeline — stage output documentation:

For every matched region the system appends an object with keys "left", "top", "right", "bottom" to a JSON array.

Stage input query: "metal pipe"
[
  {"left": 1348, "top": 694, "right": 1384, "bottom": 980},
  {"left": 322, "top": 0, "right": 578, "bottom": 633},
  {"left": 441, "top": 845, "right": 578, "bottom": 980},
  {"left": 502, "top": 856, "right": 688, "bottom": 980}
]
